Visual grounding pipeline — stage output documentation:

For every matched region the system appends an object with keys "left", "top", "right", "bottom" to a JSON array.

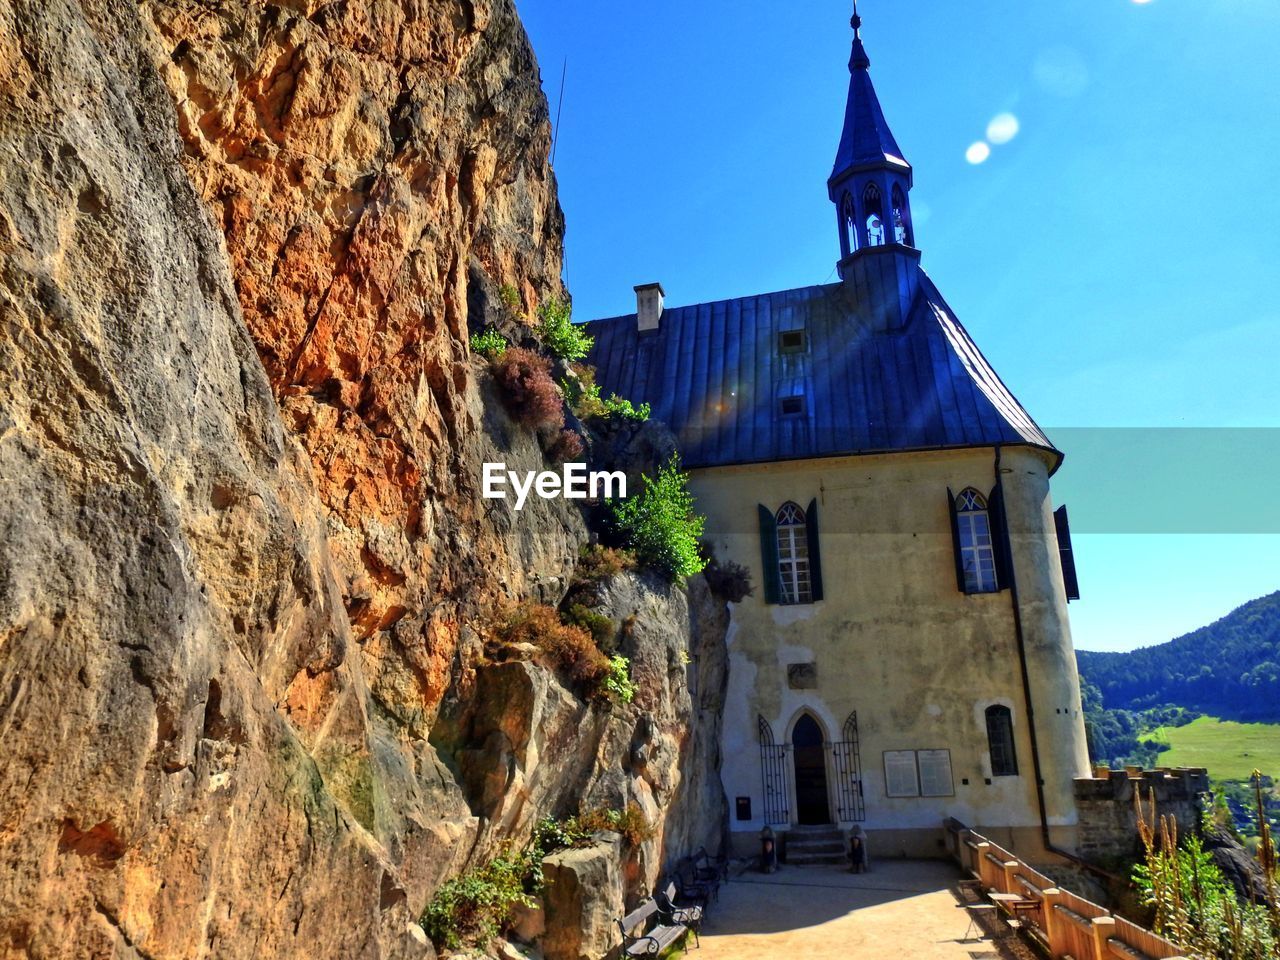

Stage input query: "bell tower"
[{"left": 829, "top": 3, "right": 920, "bottom": 326}]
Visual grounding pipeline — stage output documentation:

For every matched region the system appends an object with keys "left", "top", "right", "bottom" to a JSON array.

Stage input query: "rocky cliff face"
[
  {"left": 143, "top": 0, "right": 573, "bottom": 723},
  {"left": 0, "top": 2, "right": 725, "bottom": 958}
]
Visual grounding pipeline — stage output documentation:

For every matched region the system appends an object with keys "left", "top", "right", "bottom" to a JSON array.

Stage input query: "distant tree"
[{"left": 1078, "top": 591, "right": 1280, "bottom": 723}]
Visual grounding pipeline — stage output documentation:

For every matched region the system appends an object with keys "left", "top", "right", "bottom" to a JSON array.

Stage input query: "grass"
[{"left": 1142, "top": 715, "right": 1280, "bottom": 781}]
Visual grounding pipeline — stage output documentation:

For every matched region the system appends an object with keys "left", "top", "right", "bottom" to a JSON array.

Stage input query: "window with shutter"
[
  {"left": 987, "top": 485, "right": 1012, "bottom": 591},
  {"left": 805, "top": 499, "right": 824, "bottom": 602},
  {"left": 775, "top": 502, "right": 813, "bottom": 605},
  {"left": 1055, "top": 505, "right": 1080, "bottom": 601},
  {"left": 758, "top": 504, "right": 782, "bottom": 605}
]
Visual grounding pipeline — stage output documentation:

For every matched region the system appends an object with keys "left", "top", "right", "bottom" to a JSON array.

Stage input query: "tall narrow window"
[
  {"left": 759, "top": 500, "right": 824, "bottom": 605},
  {"left": 864, "top": 183, "right": 885, "bottom": 246},
  {"left": 776, "top": 502, "right": 812, "bottom": 605},
  {"left": 954, "top": 488, "right": 998, "bottom": 593},
  {"left": 842, "top": 193, "right": 859, "bottom": 253},
  {"left": 892, "top": 184, "right": 911, "bottom": 245},
  {"left": 985, "top": 705, "right": 1019, "bottom": 776}
]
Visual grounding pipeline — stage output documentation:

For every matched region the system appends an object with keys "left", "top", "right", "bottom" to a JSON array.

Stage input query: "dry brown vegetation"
[{"left": 495, "top": 602, "right": 610, "bottom": 693}]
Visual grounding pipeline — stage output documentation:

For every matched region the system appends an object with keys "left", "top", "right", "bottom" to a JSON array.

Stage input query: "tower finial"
[{"left": 848, "top": 1, "right": 871, "bottom": 72}]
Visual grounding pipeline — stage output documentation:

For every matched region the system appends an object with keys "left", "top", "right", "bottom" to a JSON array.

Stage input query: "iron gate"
[
  {"left": 757, "top": 715, "right": 790, "bottom": 825},
  {"left": 831, "top": 711, "right": 866, "bottom": 822}
]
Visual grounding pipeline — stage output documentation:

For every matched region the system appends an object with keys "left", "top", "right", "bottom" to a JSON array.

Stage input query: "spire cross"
[{"left": 852, "top": 0, "right": 862, "bottom": 38}]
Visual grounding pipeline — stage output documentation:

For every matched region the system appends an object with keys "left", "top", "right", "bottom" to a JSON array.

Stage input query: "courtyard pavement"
[{"left": 692, "top": 860, "right": 1015, "bottom": 960}]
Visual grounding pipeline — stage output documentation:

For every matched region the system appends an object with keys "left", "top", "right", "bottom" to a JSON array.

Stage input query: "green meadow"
[{"left": 1143, "top": 716, "right": 1280, "bottom": 782}]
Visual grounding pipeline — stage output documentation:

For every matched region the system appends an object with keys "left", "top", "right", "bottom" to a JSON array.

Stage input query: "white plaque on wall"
[
  {"left": 883, "top": 750, "right": 920, "bottom": 798},
  {"left": 918, "top": 749, "right": 955, "bottom": 797}
]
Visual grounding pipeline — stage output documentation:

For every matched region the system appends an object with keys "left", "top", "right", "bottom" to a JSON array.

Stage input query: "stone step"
[
  {"left": 785, "top": 839, "right": 846, "bottom": 855},
  {"left": 784, "top": 851, "right": 849, "bottom": 865},
  {"left": 786, "top": 829, "right": 845, "bottom": 842}
]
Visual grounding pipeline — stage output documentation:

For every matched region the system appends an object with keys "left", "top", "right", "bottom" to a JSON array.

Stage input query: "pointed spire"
[
  {"left": 850, "top": 0, "right": 870, "bottom": 71},
  {"left": 830, "top": 3, "right": 909, "bottom": 183}
]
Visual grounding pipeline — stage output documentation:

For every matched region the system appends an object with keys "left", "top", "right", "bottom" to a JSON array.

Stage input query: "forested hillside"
[{"left": 1078, "top": 591, "right": 1280, "bottom": 723}]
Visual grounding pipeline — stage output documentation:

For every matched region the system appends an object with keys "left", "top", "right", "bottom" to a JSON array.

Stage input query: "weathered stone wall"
[
  {"left": 1073, "top": 767, "right": 1209, "bottom": 862},
  {"left": 0, "top": 1, "right": 728, "bottom": 957}
]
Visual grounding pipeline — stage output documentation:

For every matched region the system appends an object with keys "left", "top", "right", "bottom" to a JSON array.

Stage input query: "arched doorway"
[{"left": 792, "top": 714, "right": 831, "bottom": 825}]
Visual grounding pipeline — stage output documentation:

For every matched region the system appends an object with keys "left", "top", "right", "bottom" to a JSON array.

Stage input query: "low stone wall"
[{"left": 1074, "top": 767, "right": 1210, "bottom": 861}]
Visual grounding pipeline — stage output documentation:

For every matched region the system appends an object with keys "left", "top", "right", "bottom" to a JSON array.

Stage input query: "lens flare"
[
  {"left": 987, "top": 113, "right": 1020, "bottom": 145},
  {"left": 965, "top": 142, "right": 991, "bottom": 165}
]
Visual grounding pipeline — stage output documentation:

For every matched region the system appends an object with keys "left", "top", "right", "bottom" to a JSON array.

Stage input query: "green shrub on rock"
[
  {"left": 421, "top": 844, "right": 537, "bottom": 950},
  {"left": 498, "top": 283, "right": 522, "bottom": 312},
  {"left": 563, "top": 367, "right": 649, "bottom": 423},
  {"left": 603, "top": 655, "right": 636, "bottom": 704},
  {"left": 537, "top": 296, "right": 593, "bottom": 362},
  {"left": 469, "top": 328, "right": 507, "bottom": 359},
  {"left": 610, "top": 457, "right": 707, "bottom": 582}
]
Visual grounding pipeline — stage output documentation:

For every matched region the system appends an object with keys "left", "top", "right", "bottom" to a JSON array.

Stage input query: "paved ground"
[{"left": 693, "top": 860, "right": 1019, "bottom": 960}]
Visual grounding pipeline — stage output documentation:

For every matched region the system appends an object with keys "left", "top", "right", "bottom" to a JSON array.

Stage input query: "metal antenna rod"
[{"left": 551, "top": 57, "right": 567, "bottom": 166}]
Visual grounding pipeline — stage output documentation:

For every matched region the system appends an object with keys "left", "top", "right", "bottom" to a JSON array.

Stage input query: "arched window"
[
  {"left": 985, "top": 705, "right": 1019, "bottom": 776},
  {"left": 891, "top": 184, "right": 911, "bottom": 245},
  {"left": 863, "top": 183, "right": 885, "bottom": 246},
  {"left": 954, "top": 488, "right": 997, "bottom": 593},
  {"left": 776, "top": 502, "right": 813, "bottom": 604},
  {"left": 758, "top": 501, "right": 824, "bottom": 605},
  {"left": 842, "top": 193, "right": 859, "bottom": 253}
]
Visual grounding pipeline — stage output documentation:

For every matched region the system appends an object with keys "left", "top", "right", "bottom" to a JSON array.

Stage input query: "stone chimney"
[{"left": 634, "top": 282, "right": 664, "bottom": 332}]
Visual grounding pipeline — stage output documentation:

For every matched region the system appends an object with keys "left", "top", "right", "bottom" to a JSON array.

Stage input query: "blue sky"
[{"left": 519, "top": 0, "right": 1280, "bottom": 653}]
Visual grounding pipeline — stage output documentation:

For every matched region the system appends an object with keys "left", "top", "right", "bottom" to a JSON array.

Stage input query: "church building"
[{"left": 584, "top": 10, "right": 1092, "bottom": 862}]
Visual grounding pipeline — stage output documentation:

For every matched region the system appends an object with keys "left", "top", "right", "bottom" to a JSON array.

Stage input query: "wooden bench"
[
  {"left": 617, "top": 898, "right": 689, "bottom": 957},
  {"left": 655, "top": 881, "right": 702, "bottom": 946}
]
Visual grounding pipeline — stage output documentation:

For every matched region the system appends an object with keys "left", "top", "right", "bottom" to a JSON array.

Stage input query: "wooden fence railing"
[{"left": 943, "top": 819, "right": 1188, "bottom": 960}]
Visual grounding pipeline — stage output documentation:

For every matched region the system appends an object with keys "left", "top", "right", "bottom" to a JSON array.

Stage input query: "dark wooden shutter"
[
  {"left": 946, "top": 488, "right": 967, "bottom": 593},
  {"left": 985, "top": 705, "right": 1019, "bottom": 776},
  {"left": 1054, "top": 505, "right": 1080, "bottom": 601},
  {"left": 988, "top": 485, "right": 1012, "bottom": 592},
  {"left": 758, "top": 504, "right": 782, "bottom": 605},
  {"left": 805, "top": 498, "right": 824, "bottom": 602}
]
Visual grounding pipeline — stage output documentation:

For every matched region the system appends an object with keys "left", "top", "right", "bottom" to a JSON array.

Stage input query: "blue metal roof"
[
  {"left": 583, "top": 272, "right": 1059, "bottom": 471},
  {"left": 831, "top": 38, "right": 909, "bottom": 180}
]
